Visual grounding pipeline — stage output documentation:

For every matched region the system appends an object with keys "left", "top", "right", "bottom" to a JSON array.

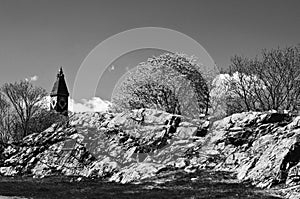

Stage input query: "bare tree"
[
  {"left": 227, "top": 45, "right": 300, "bottom": 113},
  {"left": 0, "top": 93, "right": 12, "bottom": 143},
  {"left": 2, "top": 80, "right": 48, "bottom": 138}
]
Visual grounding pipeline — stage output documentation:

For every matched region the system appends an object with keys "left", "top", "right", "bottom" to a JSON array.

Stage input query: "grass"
[{"left": 0, "top": 170, "right": 283, "bottom": 199}]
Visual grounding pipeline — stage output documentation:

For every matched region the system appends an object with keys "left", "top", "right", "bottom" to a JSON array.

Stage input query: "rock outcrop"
[
  {"left": 0, "top": 109, "right": 208, "bottom": 182},
  {"left": 199, "top": 112, "right": 299, "bottom": 188},
  {"left": 0, "top": 124, "right": 95, "bottom": 177},
  {"left": 186, "top": 111, "right": 300, "bottom": 198},
  {"left": 2, "top": 108, "right": 300, "bottom": 198},
  {"left": 70, "top": 109, "right": 208, "bottom": 182}
]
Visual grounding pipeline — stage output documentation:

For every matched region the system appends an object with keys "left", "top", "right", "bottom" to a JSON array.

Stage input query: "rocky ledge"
[{"left": 1, "top": 109, "right": 300, "bottom": 198}]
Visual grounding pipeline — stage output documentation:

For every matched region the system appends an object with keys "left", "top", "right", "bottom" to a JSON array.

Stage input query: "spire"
[
  {"left": 57, "top": 66, "right": 64, "bottom": 78},
  {"left": 50, "top": 67, "right": 69, "bottom": 97}
]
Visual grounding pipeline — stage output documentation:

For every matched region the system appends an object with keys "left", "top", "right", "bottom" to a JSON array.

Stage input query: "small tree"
[
  {"left": 112, "top": 53, "right": 210, "bottom": 118},
  {"left": 2, "top": 80, "right": 48, "bottom": 138}
]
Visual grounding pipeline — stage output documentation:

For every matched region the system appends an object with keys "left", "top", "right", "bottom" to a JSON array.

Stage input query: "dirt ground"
[{"left": 0, "top": 170, "right": 283, "bottom": 199}]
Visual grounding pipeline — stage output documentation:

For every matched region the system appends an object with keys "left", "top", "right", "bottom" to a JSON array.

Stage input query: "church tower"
[{"left": 50, "top": 67, "right": 69, "bottom": 116}]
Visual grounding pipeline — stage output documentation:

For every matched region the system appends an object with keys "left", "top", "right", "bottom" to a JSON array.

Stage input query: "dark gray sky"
[{"left": 0, "top": 0, "right": 299, "bottom": 101}]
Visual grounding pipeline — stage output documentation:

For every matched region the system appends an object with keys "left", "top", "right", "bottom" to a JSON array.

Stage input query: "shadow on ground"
[{"left": 0, "top": 170, "right": 282, "bottom": 199}]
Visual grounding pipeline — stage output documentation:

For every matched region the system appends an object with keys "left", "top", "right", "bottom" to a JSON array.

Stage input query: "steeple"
[
  {"left": 58, "top": 67, "right": 63, "bottom": 77},
  {"left": 51, "top": 67, "right": 69, "bottom": 96},
  {"left": 50, "top": 67, "right": 69, "bottom": 116}
]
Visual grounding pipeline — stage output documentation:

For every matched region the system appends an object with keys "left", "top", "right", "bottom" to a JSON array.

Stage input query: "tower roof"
[{"left": 50, "top": 67, "right": 69, "bottom": 96}]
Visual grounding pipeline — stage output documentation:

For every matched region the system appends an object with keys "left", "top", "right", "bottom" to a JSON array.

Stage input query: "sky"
[{"left": 0, "top": 0, "right": 299, "bottom": 111}]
